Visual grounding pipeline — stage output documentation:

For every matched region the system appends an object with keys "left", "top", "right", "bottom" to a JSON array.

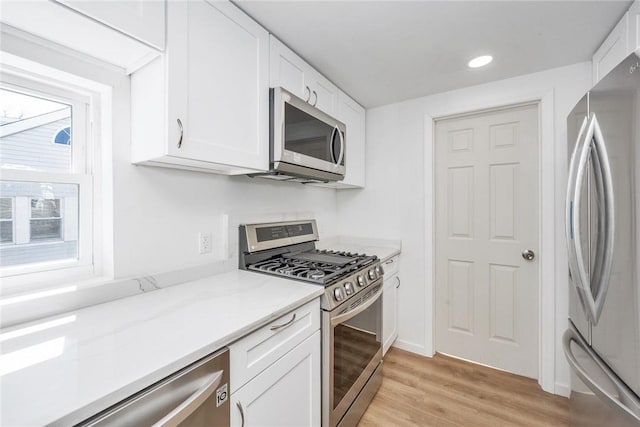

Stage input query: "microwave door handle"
[
  {"left": 329, "top": 126, "right": 338, "bottom": 163},
  {"left": 336, "top": 126, "right": 345, "bottom": 166}
]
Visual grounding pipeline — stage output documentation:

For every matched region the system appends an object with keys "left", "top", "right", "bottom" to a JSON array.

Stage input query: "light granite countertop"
[
  {"left": 317, "top": 236, "right": 402, "bottom": 262},
  {"left": 0, "top": 270, "right": 323, "bottom": 427}
]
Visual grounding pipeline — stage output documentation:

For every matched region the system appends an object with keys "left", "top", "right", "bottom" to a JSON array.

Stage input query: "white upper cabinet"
[
  {"left": 131, "top": 0, "right": 270, "bottom": 174},
  {"left": 334, "top": 91, "right": 366, "bottom": 188},
  {"left": 55, "top": 0, "right": 165, "bottom": 50},
  {"left": 270, "top": 36, "right": 338, "bottom": 116},
  {"left": 592, "top": 0, "right": 640, "bottom": 85},
  {"left": 593, "top": 12, "right": 629, "bottom": 85},
  {"left": 314, "top": 90, "right": 366, "bottom": 189},
  {"left": 629, "top": 1, "right": 640, "bottom": 52},
  {"left": 0, "top": 0, "right": 160, "bottom": 73}
]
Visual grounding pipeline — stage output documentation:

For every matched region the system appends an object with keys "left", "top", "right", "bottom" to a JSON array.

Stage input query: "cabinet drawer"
[
  {"left": 382, "top": 255, "right": 400, "bottom": 278},
  {"left": 230, "top": 298, "right": 320, "bottom": 391},
  {"left": 231, "top": 331, "right": 321, "bottom": 427}
]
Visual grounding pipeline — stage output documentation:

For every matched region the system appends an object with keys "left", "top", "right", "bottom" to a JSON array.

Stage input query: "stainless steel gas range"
[{"left": 239, "top": 220, "right": 383, "bottom": 427}]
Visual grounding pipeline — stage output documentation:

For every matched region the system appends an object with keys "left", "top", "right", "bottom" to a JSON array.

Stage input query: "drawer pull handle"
[
  {"left": 237, "top": 401, "right": 245, "bottom": 427},
  {"left": 270, "top": 313, "right": 296, "bottom": 332},
  {"left": 384, "top": 259, "right": 395, "bottom": 265}
]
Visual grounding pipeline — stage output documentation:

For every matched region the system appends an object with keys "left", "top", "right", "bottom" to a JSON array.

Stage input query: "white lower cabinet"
[
  {"left": 382, "top": 273, "right": 400, "bottom": 356},
  {"left": 231, "top": 331, "right": 321, "bottom": 427},
  {"left": 381, "top": 255, "right": 400, "bottom": 356}
]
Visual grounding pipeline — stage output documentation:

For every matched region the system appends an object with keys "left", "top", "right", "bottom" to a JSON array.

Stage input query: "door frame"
[{"left": 424, "top": 90, "right": 558, "bottom": 395}]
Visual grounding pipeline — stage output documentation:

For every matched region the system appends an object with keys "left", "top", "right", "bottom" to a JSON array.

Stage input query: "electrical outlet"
[{"left": 199, "top": 232, "right": 212, "bottom": 254}]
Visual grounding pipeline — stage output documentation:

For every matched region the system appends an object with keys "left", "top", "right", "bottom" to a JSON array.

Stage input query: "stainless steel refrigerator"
[{"left": 564, "top": 52, "right": 640, "bottom": 426}]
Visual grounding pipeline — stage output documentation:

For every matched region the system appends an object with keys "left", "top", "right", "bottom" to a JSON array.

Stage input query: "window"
[
  {"left": 0, "top": 198, "right": 14, "bottom": 244},
  {"left": 0, "top": 75, "right": 94, "bottom": 280}
]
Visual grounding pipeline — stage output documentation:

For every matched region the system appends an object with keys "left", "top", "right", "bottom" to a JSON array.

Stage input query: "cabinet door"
[
  {"left": 382, "top": 274, "right": 399, "bottom": 356},
  {"left": 56, "top": 0, "right": 165, "bottom": 50},
  {"left": 270, "top": 36, "right": 309, "bottom": 101},
  {"left": 307, "top": 72, "right": 338, "bottom": 116},
  {"left": 629, "top": 1, "right": 640, "bottom": 52},
  {"left": 231, "top": 331, "right": 321, "bottom": 427},
  {"left": 167, "top": 0, "right": 269, "bottom": 172},
  {"left": 335, "top": 91, "right": 365, "bottom": 188},
  {"left": 593, "top": 11, "right": 629, "bottom": 84},
  {"left": 269, "top": 36, "right": 338, "bottom": 116}
]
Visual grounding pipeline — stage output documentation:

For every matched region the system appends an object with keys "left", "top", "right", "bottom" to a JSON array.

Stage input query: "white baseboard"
[
  {"left": 555, "top": 382, "right": 570, "bottom": 398},
  {"left": 392, "top": 339, "right": 433, "bottom": 357}
]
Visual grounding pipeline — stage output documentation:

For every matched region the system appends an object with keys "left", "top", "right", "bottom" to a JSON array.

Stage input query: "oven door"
[
  {"left": 271, "top": 87, "right": 346, "bottom": 177},
  {"left": 323, "top": 283, "right": 383, "bottom": 427}
]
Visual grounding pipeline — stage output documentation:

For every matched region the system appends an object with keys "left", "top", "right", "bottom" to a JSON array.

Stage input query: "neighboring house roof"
[{"left": 0, "top": 108, "right": 70, "bottom": 138}]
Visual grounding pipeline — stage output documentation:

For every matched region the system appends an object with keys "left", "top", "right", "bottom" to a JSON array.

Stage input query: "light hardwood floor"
[{"left": 359, "top": 348, "right": 569, "bottom": 427}]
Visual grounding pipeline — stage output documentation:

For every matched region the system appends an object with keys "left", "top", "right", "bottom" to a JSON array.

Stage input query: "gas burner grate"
[{"left": 246, "top": 249, "right": 378, "bottom": 287}]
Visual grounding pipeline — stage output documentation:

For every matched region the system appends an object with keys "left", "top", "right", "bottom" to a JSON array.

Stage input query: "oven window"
[
  {"left": 284, "top": 103, "right": 336, "bottom": 163},
  {"left": 333, "top": 297, "right": 381, "bottom": 409}
]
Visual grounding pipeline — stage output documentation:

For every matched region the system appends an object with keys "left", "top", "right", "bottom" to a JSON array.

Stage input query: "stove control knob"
[
  {"left": 333, "top": 287, "right": 346, "bottom": 302},
  {"left": 357, "top": 275, "right": 366, "bottom": 287},
  {"left": 368, "top": 269, "right": 377, "bottom": 280},
  {"left": 375, "top": 265, "right": 383, "bottom": 276},
  {"left": 344, "top": 282, "right": 354, "bottom": 295}
]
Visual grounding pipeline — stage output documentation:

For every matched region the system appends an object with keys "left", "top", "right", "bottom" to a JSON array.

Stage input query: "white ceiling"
[{"left": 235, "top": 0, "right": 632, "bottom": 108}]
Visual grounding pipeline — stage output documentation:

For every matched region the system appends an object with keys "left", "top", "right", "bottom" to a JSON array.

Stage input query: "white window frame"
[
  {"left": 0, "top": 72, "right": 98, "bottom": 291},
  {"left": 0, "top": 197, "right": 15, "bottom": 245}
]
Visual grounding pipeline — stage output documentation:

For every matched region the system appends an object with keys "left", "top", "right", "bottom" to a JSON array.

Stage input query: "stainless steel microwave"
[{"left": 262, "top": 87, "right": 346, "bottom": 183}]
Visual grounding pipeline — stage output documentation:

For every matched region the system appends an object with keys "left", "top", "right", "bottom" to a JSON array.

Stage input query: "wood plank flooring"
[{"left": 359, "top": 348, "right": 569, "bottom": 427}]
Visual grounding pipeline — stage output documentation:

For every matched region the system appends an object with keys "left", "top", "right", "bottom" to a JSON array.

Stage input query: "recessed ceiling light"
[{"left": 468, "top": 55, "right": 493, "bottom": 68}]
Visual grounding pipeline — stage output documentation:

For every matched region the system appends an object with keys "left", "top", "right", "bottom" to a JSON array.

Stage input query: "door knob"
[{"left": 522, "top": 250, "right": 535, "bottom": 261}]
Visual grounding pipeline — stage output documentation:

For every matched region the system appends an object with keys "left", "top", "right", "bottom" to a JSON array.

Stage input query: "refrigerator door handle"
[
  {"left": 563, "top": 325, "right": 640, "bottom": 423},
  {"left": 569, "top": 113, "right": 615, "bottom": 324},
  {"left": 566, "top": 116, "right": 588, "bottom": 243},
  {"left": 566, "top": 116, "right": 592, "bottom": 317},
  {"left": 588, "top": 113, "right": 615, "bottom": 324}
]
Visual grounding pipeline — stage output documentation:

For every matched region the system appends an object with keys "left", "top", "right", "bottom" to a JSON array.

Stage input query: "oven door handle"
[{"left": 331, "top": 286, "right": 382, "bottom": 326}]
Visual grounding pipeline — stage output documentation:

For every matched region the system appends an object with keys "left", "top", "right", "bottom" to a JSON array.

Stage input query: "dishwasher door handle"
[{"left": 153, "top": 370, "right": 224, "bottom": 427}]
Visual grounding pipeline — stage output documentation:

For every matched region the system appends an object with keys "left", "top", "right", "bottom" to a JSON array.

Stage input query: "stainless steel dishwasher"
[{"left": 78, "top": 348, "right": 230, "bottom": 427}]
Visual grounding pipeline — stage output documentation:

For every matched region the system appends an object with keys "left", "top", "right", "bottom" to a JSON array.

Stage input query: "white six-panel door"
[{"left": 435, "top": 103, "right": 539, "bottom": 378}]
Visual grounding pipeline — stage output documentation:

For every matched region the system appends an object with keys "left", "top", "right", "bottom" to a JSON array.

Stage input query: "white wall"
[{"left": 338, "top": 61, "right": 592, "bottom": 395}]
